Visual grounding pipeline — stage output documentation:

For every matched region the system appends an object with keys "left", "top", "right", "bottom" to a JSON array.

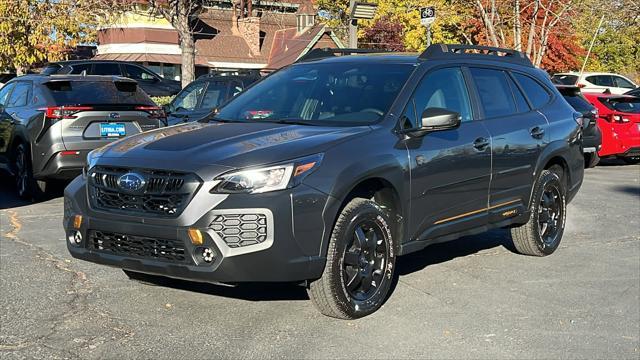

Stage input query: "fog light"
[
  {"left": 188, "top": 228, "right": 203, "bottom": 245},
  {"left": 73, "top": 215, "right": 83, "bottom": 229},
  {"left": 68, "top": 231, "right": 82, "bottom": 245},
  {"left": 202, "top": 247, "right": 215, "bottom": 263}
]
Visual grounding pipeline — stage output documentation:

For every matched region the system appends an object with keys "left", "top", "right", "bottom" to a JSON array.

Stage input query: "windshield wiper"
[{"left": 265, "top": 118, "right": 319, "bottom": 126}]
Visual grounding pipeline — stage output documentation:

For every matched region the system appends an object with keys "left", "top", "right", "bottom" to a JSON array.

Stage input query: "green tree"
[{"left": 0, "top": 0, "right": 122, "bottom": 74}]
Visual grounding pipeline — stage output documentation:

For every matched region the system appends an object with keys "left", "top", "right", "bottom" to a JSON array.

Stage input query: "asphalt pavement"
[{"left": 1, "top": 161, "right": 639, "bottom": 359}]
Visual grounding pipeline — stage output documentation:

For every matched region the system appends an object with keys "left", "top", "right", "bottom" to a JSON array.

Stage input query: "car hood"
[{"left": 94, "top": 121, "right": 371, "bottom": 169}]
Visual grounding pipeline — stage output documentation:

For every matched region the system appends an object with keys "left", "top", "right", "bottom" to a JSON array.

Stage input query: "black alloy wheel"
[{"left": 342, "top": 219, "right": 390, "bottom": 302}]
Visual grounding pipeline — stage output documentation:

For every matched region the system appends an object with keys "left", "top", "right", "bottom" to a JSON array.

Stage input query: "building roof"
[{"left": 267, "top": 25, "right": 343, "bottom": 69}]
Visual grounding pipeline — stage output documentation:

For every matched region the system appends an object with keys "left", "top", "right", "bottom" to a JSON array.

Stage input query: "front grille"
[
  {"left": 209, "top": 213, "right": 268, "bottom": 248},
  {"left": 89, "top": 230, "right": 187, "bottom": 263},
  {"left": 88, "top": 166, "right": 201, "bottom": 217}
]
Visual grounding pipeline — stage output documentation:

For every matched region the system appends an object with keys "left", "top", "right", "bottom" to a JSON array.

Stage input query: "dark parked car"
[
  {"left": 64, "top": 45, "right": 584, "bottom": 319},
  {"left": 42, "top": 60, "right": 181, "bottom": 97},
  {"left": 165, "top": 72, "right": 261, "bottom": 126},
  {"left": 624, "top": 88, "right": 640, "bottom": 97},
  {"left": 0, "top": 75, "right": 166, "bottom": 199},
  {"left": 556, "top": 85, "right": 602, "bottom": 167}
]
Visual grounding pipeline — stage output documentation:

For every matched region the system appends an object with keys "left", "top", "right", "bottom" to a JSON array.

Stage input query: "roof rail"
[
  {"left": 296, "top": 48, "right": 392, "bottom": 63},
  {"left": 420, "top": 44, "right": 533, "bottom": 67}
]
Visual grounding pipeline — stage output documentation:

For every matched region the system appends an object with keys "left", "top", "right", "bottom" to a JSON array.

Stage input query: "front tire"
[
  {"left": 510, "top": 169, "right": 566, "bottom": 256},
  {"left": 14, "top": 143, "right": 47, "bottom": 201},
  {"left": 308, "top": 198, "right": 396, "bottom": 319}
]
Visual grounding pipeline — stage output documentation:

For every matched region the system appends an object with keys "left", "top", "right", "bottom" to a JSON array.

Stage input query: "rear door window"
[
  {"left": 586, "top": 75, "right": 614, "bottom": 87},
  {"left": 200, "top": 81, "right": 229, "bottom": 109},
  {"left": 124, "top": 64, "right": 157, "bottom": 81},
  {"left": 6, "top": 81, "right": 31, "bottom": 107},
  {"left": 513, "top": 73, "right": 551, "bottom": 109},
  {"left": 69, "top": 63, "right": 92, "bottom": 75},
  {"left": 45, "top": 80, "right": 150, "bottom": 105},
  {"left": 170, "top": 81, "right": 207, "bottom": 111},
  {"left": 470, "top": 68, "right": 517, "bottom": 118},
  {"left": 507, "top": 76, "right": 531, "bottom": 113},
  {"left": 92, "top": 63, "right": 122, "bottom": 76}
]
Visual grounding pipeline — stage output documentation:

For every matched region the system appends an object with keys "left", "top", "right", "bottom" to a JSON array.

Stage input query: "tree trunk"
[
  {"left": 526, "top": 0, "right": 540, "bottom": 58},
  {"left": 514, "top": 0, "right": 522, "bottom": 51},
  {"left": 180, "top": 34, "right": 195, "bottom": 87},
  {"left": 476, "top": 0, "right": 500, "bottom": 47}
]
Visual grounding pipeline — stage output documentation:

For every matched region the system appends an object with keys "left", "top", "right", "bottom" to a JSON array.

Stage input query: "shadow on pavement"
[
  {"left": 396, "top": 229, "right": 516, "bottom": 276},
  {"left": 133, "top": 275, "right": 310, "bottom": 301},
  {"left": 613, "top": 185, "right": 640, "bottom": 197},
  {"left": 0, "top": 174, "right": 66, "bottom": 210},
  {"left": 134, "top": 229, "right": 517, "bottom": 302}
]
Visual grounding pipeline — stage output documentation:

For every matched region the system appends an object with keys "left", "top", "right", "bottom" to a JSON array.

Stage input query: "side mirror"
[{"left": 419, "top": 107, "right": 461, "bottom": 131}]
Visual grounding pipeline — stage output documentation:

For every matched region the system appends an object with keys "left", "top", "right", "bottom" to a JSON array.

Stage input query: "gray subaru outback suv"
[{"left": 64, "top": 45, "right": 584, "bottom": 319}]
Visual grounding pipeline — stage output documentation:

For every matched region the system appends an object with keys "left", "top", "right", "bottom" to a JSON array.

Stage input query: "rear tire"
[
  {"left": 510, "top": 169, "right": 566, "bottom": 256},
  {"left": 14, "top": 143, "right": 47, "bottom": 201},
  {"left": 584, "top": 153, "right": 600, "bottom": 168},
  {"left": 308, "top": 198, "right": 396, "bottom": 319}
]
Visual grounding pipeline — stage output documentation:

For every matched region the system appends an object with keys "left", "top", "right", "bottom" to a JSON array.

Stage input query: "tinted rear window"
[
  {"left": 551, "top": 74, "right": 578, "bottom": 85},
  {"left": 514, "top": 73, "right": 551, "bottom": 109},
  {"left": 45, "top": 81, "right": 151, "bottom": 105},
  {"left": 600, "top": 97, "right": 640, "bottom": 114},
  {"left": 562, "top": 94, "right": 593, "bottom": 112}
]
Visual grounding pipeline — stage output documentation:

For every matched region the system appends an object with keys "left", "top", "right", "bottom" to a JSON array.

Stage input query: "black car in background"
[
  {"left": 0, "top": 75, "right": 166, "bottom": 200},
  {"left": 556, "top": 85, "right": 602, "bottom": 167},
  {"left": 625, "top": 88, "right": 640, "bottom": 97},
  {"left": 42, "top": 60, "right": 182, "bottom": 97},
  {"left": 165, "top": 73, "right": 261, "bottom": 125}
]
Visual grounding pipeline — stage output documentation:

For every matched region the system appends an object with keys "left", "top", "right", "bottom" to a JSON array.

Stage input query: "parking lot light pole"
[{"left": 349, "top": 1, "right": 378, "bottom": 48}]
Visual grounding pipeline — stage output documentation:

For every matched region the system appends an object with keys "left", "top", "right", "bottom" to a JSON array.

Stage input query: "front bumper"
[{"left": 64, "top": 175, "right": 332, "bottom": 283}]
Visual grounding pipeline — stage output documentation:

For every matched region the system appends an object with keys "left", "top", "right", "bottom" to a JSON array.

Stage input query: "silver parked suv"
[{"left": 0, "top": 75, "right": 166, "bottom": 200}]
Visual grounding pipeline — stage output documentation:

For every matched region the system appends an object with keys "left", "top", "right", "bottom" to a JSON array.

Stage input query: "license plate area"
[{"left": 100, "top": 123, "right": 126, "bottom": 137}]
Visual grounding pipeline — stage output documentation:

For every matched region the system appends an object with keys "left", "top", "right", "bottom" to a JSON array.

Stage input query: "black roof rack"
[
  {"left": 296, "top": 48, "right": 392, "bottom": 63},
  {"left": 420, "top": 44, "right": 533, "bottom": 67}
]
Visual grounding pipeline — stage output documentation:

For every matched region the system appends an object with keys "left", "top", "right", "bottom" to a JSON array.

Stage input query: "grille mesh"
[
  {"left": 209, "top": 213, "right": 268, "bottom": 248},
  {"left": 89, "top": 230, "right": 187, "bottom": 263},
  {"left": 88, "top": 167, "right": 199, "bottom": 217}
]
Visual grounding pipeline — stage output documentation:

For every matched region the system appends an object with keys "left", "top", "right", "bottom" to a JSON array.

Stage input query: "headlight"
[{"left": 212, "top": 154, "right": 323, "bottom": 194}]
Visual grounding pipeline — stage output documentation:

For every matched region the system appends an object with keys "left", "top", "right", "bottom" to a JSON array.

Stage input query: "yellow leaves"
[
  {"left": 354, "top": 0, "right": 472, "bottom": 51},
  {"left": 0, "top": 0, "right": 119, "bottom": 71}
]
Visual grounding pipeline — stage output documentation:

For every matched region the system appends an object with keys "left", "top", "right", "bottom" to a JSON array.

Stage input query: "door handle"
[
  {"left": 530, "top": 126, "right": 545, "bottom": 139},
  {"left": 473, "top": 137, "right": 490, "bottom": 151}
]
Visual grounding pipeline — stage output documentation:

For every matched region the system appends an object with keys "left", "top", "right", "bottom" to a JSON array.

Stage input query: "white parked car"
[{"left": 552, "top": 72, "right": 638, "bottom": 95}]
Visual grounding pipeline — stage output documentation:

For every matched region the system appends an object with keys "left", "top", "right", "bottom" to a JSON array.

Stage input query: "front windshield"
[{"left": 214, "top": 62, "right": 414, "bottom": 126}]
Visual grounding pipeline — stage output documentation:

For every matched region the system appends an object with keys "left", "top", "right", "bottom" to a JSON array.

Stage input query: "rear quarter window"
[
  {"left": 513, "top": 73, "right": 551, "bottom": 109},
  {"left": 45, "top": 81, "right": 152, "bottom": 105}
]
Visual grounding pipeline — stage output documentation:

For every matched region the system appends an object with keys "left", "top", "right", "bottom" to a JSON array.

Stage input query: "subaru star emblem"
[
  {"left": 118, "top": 173, "right": 145, "bottom": 192},
  {"left": 109, "top": 112, "right": 120, "bottom": 119}
]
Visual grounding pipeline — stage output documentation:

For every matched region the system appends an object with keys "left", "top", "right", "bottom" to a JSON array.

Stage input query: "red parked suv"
[{"left": 583, "top": 93, "right": 640, "bottom": 164}]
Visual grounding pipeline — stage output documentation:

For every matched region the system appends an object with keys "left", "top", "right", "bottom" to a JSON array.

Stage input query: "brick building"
[{"left": 94, "top": 0, "right": 343, "bottom": 80}]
